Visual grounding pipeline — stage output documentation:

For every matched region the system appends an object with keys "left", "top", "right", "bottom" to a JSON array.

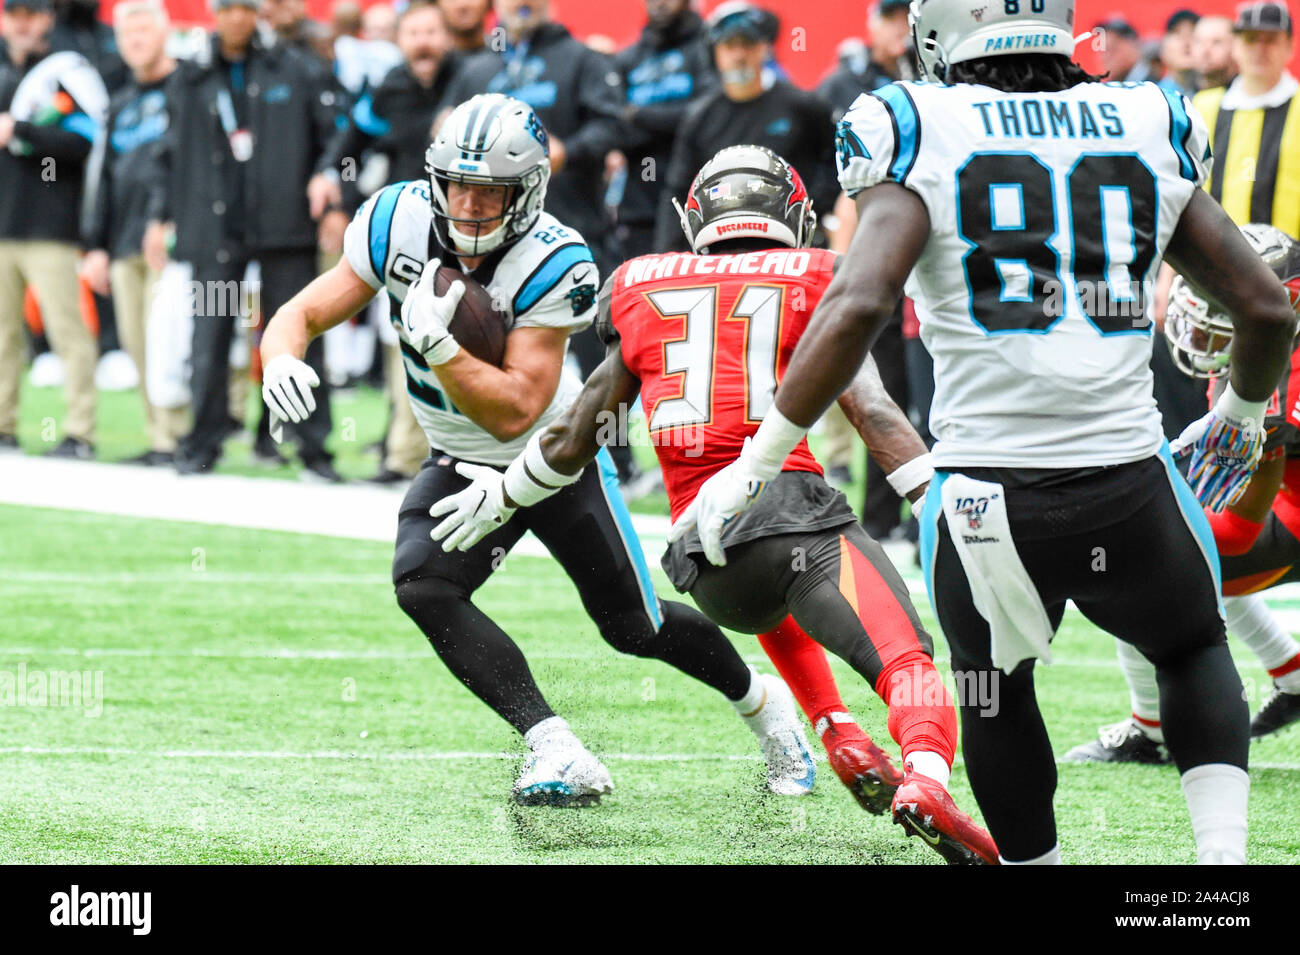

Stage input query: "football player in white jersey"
[
  {"left": 257, "top": 94, "right": 814, "bottom": 807},
  {"left": 673, "top": 0, "right": 1299, "bottom": 863}
]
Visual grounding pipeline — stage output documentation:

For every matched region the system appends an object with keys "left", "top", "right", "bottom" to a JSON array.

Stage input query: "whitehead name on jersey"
[
  {"left": 837, "top": 80, "right": 1212, "bottom": 469},
  {"left": 343, "top": 180, "right": 597, "bottom": 466}
]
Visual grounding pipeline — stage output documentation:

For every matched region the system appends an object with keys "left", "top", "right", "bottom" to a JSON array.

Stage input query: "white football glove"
[
  {"left": 1170, "top": 384, "right": 1268, "bottom": 512},
  {"left": 667, "top": 437, "right": 774, "bottom": 566},
  {"left": 261, "top": 354, "right": 319, "bottom": 443},
  {"left": 401, "top": 265, "right": 464, "bottom": 366},
  {"left": 429, "top": 462, "right": 516, "bottom": 552}
]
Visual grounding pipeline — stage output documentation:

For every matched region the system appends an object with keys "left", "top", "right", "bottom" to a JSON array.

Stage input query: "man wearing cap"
[
  {"left": 1094, "top": 16, "right": 1149, "bottom": 83},
  {"left": 0, "top": 0, "right": 107, "bottom": 458},
  {"left": 1193, "top": 0, "right": 1299, "bottom": 239},
  {"left": 652, "top": 1, "right": 837, "bottom": 253},
  {"left": 816, "top": 0, "right": 913, "bottom": 126},
  {"left": 148, "top": 0, "right": 350, "bottom": 477},
  {"left": 1160, "top": 9, "right": 1201, "bottom": 99}
]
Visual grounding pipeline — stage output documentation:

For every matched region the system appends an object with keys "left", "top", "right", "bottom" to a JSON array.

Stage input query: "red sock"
[
  {"left": 758, "top": 616, "right": 868, "bottom": 748},
  {"left": 875, "top": 650, "right": 958, "bottom": 767}
]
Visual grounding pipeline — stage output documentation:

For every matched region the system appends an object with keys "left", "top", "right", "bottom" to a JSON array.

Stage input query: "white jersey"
[
  {"left": 837, "top": 80, "right": 1212, "bottom": 468},
  {"left": 343, "top": 180, "right": 596, "bottom": 465}
]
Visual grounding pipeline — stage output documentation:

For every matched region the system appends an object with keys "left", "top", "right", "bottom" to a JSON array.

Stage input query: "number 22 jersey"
[{"left": 836, "top": 80, "right": 1212, "bottom": 469}]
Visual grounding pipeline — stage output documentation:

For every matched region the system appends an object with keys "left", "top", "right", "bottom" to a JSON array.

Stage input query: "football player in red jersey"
[
  {"left": 427, "top": 145, "right": 998, "bottom": 864},
  {"left": 1069, "top": 223, "right": 1300, "bottom": 761}
]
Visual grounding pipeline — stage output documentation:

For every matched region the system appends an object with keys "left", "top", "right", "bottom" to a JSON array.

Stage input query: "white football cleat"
[
  {"left": 512, "top": 739, "right": 614, "bottom": 808},
  {"left": 744, "top": 674, "right": 816, "bottom": 796}
]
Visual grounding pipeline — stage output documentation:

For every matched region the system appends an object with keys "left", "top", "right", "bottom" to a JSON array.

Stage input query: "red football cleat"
[
  {"left": 826, "top": 736, "right": 905, "bottom": 815},
  {"left": 892, "top": 771, "right": 1000, "bottom": 865}
]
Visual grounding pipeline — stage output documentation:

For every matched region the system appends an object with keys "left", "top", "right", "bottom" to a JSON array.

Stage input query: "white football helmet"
[
  {"left": 1165, "top": 223, "right": 1300, "bottom": 379},
  {"left": 426, "top": 94, "right": 550, "bottom": 257},
  {"left": 908, "top": 0, "right": 1079, "bottom": 83}
]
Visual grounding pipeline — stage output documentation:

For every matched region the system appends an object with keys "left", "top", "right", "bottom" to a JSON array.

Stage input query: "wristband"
[
  {"left": 424, "top": 334, "right": 461, "bottom": 367},
  {"left": 745, "top": 408, "right": 809, "bottom": 481},
  {"left": 886, "top": 453, "right": 935, "bottom": 498},
  {"left": 502, "top": 431, "right": 582, "bottom": 508},
  {"left": 1218, "top": 383, "right": 1268, "bottom": 425}
]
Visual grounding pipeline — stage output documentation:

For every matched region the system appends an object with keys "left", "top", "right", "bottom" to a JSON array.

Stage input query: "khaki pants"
[
  {"left": 110, "top": 255, "right": 189, "bottom": 452},
  {"left": 0, "top": 239, "right": 96, "bottom": 442},
  {"left": 384, "top": 341, "right": 427, "bottom": 476}
]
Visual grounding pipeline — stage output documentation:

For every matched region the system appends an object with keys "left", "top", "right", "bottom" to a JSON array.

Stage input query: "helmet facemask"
[
  {"left": 429, "top": 171, "right": 537, "bottom": 258},
  {"left": 673, "top": 145, "right": 817, "bottom": 255},
  {"left": 1164, "top": 276, "right": 1233, "bottom": 379}
]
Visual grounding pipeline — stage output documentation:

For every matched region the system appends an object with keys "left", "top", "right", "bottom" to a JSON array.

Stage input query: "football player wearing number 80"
[
  {"left": 674, "top": 0, "right": 1299, "bottom": 864},
  {"left": 259, "top": 93, "right": 815, "bottom": 808}
]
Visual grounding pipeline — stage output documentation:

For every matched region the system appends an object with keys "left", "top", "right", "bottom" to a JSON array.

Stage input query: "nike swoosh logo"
[
  {"left": 572, "top": 269, "right": 591, "bottom": 285},
  {"left": 902, "top": 814, "right": 942, "bottom": 847}
]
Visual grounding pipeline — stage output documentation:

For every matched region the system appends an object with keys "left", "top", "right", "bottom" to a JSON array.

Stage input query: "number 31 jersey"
[
  {"left": 837, "top": 80, "right": 1212, "bottom": 469},
  {"left": 606, "top": 248, "right": 832, "bottom": 520}
]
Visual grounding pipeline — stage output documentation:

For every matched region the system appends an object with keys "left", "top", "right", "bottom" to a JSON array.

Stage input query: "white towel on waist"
[{"left": 940, "top": 474, "right": 1053, "bottom": 674}]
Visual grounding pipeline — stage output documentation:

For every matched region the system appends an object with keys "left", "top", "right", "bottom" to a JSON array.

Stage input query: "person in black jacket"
[
  {"left": 815, "top": 0, "right": 921, "bottom": 536},
  {"left": 612, "top": 0, "right": 715, "bottom": 261},
  {"left": 81, "top": 0, "right": 185, "bottom": 465},
  {"left": 815, "top": 0, "right": 914, "bottom": 124},
  {"left": 149, "top": 0, "right": 350, "bottom": 477},
  {"left": 327, "top": 1, "right": 457, "bottom": 193},
  {"left": 50, "top": 0, "right": 127, "bottom": 92},
  {"left": 0, "top": 0, "right": 107, "bottom": 458},
  {"left": 652, "top": 2, "right": 837, "bottom": 253}
]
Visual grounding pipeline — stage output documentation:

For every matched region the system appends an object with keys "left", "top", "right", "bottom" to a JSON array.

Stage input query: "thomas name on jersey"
[
  {"left": 622, "top": 249, "right": 815, "bottom": 287},
  {"left": 970, "top": 98, "right": 1125, "bottom": 139}
]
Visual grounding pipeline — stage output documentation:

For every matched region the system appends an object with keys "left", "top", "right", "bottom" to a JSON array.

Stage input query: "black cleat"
[
  {"left": 45, "top": 437, "right": 94, "bottom": 460},
  {"left": 364, "top": 467, "right": 413, "bottom": 485},
  {"left": 1251, "top": 686, "right": 1300, "bottom": 739},
  {"left": 1063, "top": 719, "right": 1171, "bottom": 764},
  {"left": 300, "top": 457, "right": 344, "bottom": 484},
  {"left": 175, "top": 453, "right": 217, "bottom": 475},
  {"left": 119, "top": 450, "right": 174, "bottom": 466}
]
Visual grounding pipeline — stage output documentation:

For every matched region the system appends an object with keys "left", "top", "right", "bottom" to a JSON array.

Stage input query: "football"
[{"left": 434, "top": 266, "right": 508, "bottom": 367}]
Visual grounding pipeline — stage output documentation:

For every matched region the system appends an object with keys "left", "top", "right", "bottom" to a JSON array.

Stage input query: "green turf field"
[{"left": 5, "top": 502, "right": 1298, "bottom": 864}]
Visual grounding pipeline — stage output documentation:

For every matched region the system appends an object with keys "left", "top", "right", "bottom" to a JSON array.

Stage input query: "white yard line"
[
  {"left": 1, "top": 455, "right": 672, "bottom": 559},
  {"left": 1, "top": 744, "right": 1295, "bottom": 772}
]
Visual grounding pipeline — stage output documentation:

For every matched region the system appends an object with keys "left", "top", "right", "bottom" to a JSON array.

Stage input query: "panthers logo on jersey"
[{"left": 566, "top": 282, "right": 596, "bottom": 316}]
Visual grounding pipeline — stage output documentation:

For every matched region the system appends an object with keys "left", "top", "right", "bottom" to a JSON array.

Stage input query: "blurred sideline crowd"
[{"left": 1, "top": 0, "right": 1296, "bottom": 538}]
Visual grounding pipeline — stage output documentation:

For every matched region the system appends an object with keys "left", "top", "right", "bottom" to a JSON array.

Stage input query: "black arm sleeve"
[
  {"left": 13, "top": 120, "right": 94, "bottom": 164},
  {"left": 594, "top": 273, "right": 619, "bottom": 345}
]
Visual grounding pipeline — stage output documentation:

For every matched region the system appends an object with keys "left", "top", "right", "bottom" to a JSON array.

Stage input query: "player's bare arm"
[
  {"left": 835, "top": 354, "right": 929, "bottom": 503},
  {"left": 430, "top": 324, "right": 572, "bottom": 443},
  {"left": 260, "top": 257, "right": 378, "bottom": 364},
  {"left": 1165, "top": 190, "right": 1297, "bottom": 402},
  {"left": 1228, "top": 454, "right": 1286, "bottom": 523},
  {"left": 533, "top": 344, "right": 642, "bottom": 484},
  {"left": 772, "top": 185, "right": 931, "bottom": 429}
]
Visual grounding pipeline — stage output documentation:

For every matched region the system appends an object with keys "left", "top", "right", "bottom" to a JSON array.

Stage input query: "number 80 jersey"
[{"left": 837, "top": 80, "right": 1212, "bottom": 469}]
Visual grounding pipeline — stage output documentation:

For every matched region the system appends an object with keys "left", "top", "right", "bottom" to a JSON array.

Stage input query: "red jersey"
[{"left": 609, "top": 247, "right": 837, "bottom": 520}]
